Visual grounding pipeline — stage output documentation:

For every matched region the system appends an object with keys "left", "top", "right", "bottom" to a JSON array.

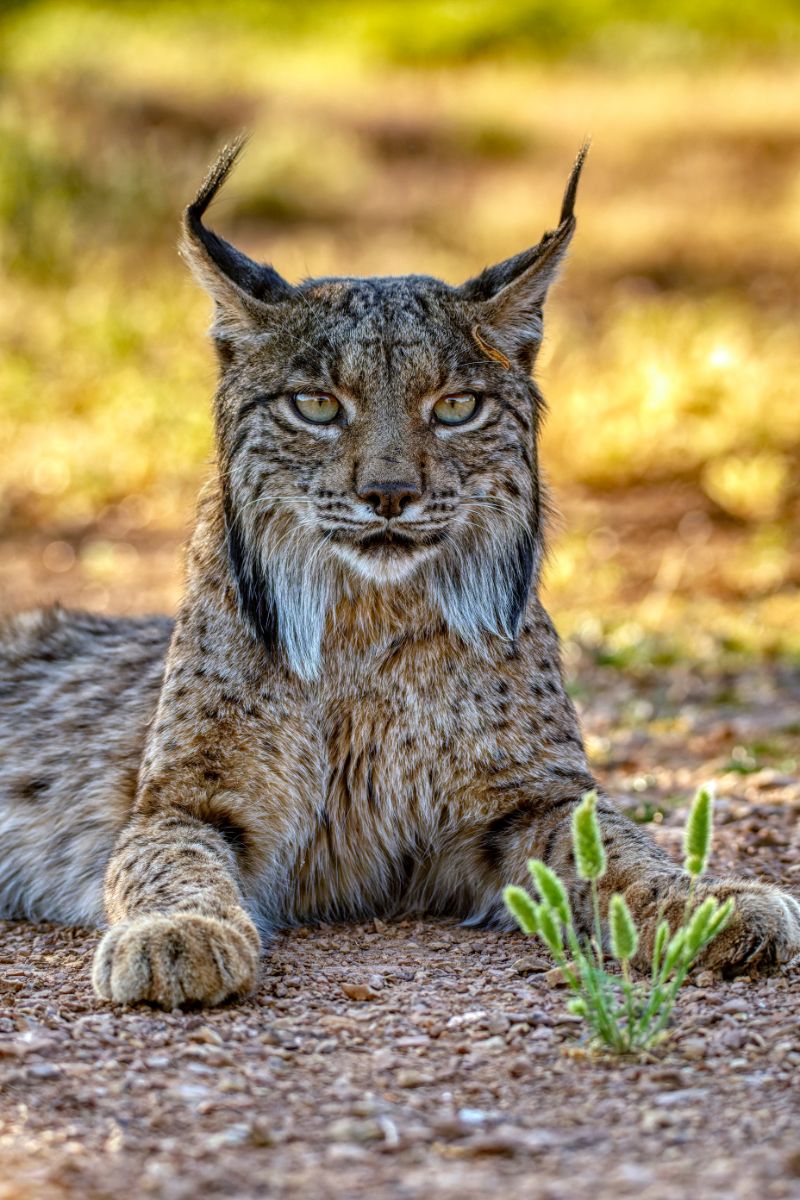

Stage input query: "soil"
[{"left": 1, "top": 646, "right": 799, "bottom": 1199}]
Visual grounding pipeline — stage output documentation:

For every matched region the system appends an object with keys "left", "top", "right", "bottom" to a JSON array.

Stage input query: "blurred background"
[{"left": 1, "top": 0, "right": 799, "bottom": 672}]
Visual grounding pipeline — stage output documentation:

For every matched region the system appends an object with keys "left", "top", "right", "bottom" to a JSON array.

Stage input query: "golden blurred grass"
[{"left": 1, "top": 1, "right": 798, "bottom": 662}]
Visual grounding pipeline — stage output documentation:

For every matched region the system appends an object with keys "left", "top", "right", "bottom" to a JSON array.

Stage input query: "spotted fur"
[{"left": 1, "top": 143, "right": 798, "bottom": 1008}]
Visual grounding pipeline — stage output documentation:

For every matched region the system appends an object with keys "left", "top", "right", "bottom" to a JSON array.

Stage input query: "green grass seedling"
[{"left": 504, "top": 785, "right": 734, "bottom": 1053}]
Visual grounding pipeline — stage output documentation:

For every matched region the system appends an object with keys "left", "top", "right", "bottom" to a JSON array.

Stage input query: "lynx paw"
[
  {"left": 92, "top": 911, "right": 260, "bottom": 1009},
  {"left": 698, "top": 882, "right": 800, "bottom": 976}
]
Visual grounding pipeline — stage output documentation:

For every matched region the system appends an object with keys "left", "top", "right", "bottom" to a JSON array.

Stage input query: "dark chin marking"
[{"left": 223, "top": 492, "right": 279, "bottom": 656}]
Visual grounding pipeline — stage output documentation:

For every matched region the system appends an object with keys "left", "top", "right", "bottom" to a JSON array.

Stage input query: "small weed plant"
[{"left": 504, "top": 785, "right": 734, "bottom": 1054}]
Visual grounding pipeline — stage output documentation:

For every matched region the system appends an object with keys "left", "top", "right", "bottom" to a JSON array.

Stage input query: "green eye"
[
  {"left": 432, "top": 393, "right": 478, "bottom": 426},
  {"left": 293, "top": 392, "right": 341, "bottom": 425}
]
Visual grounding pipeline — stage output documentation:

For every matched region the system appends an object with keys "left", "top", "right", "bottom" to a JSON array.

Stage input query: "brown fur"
[{"left": 1, "top": 142, "right": 797, "bottom": 1008}]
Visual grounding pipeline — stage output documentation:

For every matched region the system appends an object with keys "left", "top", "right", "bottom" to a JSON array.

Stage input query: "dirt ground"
[{"left": 1, "top": 642, "right": 799, "bottom": 1200}]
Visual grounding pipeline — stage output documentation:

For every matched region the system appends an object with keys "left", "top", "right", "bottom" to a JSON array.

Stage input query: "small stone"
[
  {"left": 350, "top": 1097, "right": 383, "bottom": 1117},
  {"left": 27, "top": 1063, "right": 61, "bottom": 1079},
  {"left": 694, "top": 970, "right": 716, "bottom": 987},
  {"left": 205, "top": 1125, "right": 250, "bottom": 1150},
  {"left": 458, "top": 1108, "right": 490, "bottom": 1126},
  {"left": 474, "top": 1035, "right": 506, "bottom": 1051},
  {"left": 544, "top": 966, "right": 570, "bottom": 988},
  {"left": 512, "top": 956, "right": 550, "bottom": 976},
  {"left": 396, "top": 1068, "right": 433, "bottom": 1088},
  {"left": 247, "top": 1119, "right": 282, "bottom": 1147},
  {"left": 487, "top": 1015, "right": 511, "bottom": 1036},
  {"left": 430, "top": 1115, "right": 464, "bottom": 1138},
  {"left": 341, "top": 982, "right": 378, "bottom": 1002},
  {"left": 188, "top": 1025, "right": 223, "bottom": 1045},
  {"left": 718, "top": 1000, "right": 747, "bottom": 1016},
  {"left": 508, "top": 1055, "right": 530, "bottom": 1078},
  {"left": 446, "top": 1010, "right": 487, "bottom": 1029},
  {"left": 640, "top": 1108, "right": 670, "bottom": 1133},
  {"left": 326, "top": 1143, "right": 368, "bottom": 1162},
  {"left": 327, "top": 1117, "right": 382, "bottom": 1143}
]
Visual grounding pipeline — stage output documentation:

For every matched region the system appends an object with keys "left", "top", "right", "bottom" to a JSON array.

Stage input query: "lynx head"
[{"left": 181, "top": 138, "right": 587, "bottom": 679}]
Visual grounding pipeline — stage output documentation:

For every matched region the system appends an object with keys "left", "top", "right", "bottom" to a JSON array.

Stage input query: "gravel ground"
[{"left": 1, "top": 656, "right": 799, "bottom": 1200}]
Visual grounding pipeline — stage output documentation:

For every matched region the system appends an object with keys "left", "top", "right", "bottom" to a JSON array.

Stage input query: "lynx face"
[
  {"left": 184, "top": 140, "right": 587, "bottom": 678},
  {"left": 219, "top": 275, "right": 539, "bottom": 589}
]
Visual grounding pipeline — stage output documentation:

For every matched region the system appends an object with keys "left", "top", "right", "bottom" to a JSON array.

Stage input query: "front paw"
[
  {"left": 698, "top": 881, "right": 800, "bottom": 976},
  {"left": 92, "top": 911, "right": 261, "bottom": 1009}
]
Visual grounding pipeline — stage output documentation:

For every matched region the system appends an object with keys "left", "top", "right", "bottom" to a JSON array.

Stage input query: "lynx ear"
[
  {"left": 459, "top": 142, "right": 589, "bottom": 366},
  {"left": 181, "top": 136, "right": 294, "bottom": 343}
]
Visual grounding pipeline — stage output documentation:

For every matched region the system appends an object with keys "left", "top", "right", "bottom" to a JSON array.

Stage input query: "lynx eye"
[
  {"left": 432, "top": 393, "right": 478, "bottom": 426},
  {"left": 293, "top": 392, "right": 341, "bottom": 425}
]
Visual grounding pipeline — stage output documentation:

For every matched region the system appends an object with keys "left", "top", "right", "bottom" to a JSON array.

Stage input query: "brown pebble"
[{"left": 341, "top": 983, "right": 378, "bottom": 1002}]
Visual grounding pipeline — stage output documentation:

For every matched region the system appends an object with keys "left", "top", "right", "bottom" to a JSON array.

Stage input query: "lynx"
[{"left": 1, "top": 142, "right": 798, "bottom": 1009}]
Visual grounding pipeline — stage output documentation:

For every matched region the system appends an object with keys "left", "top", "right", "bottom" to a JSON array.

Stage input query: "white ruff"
[
  {"left": 256, "top": 511, "right": 536, "bottom": 679},
  {"left": 258, "top": 523, "right": 339, "bottom": 681}
]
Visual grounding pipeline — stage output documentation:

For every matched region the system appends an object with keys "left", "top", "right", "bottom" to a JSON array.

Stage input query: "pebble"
[
  {"left": 458, "top": 1108, "right": 490, "bottom": 1126},
  {"left": 512, "top": 956, "right": 551, "bottom": 975},
  {"left": 340, "top": 982, "right": 378, "bottom": 1002},
  {"left": 544, "top": 967, "right": 571, "bottom": 988},
  {"left": 188, "top": 1025, "right": 223, "bottom": 1045},
  {"left": 26, "top": 1063, "right": 61, "bottom": 1079},
  {"left": 327, "top": 1117, "right": 382, "bottom": 1143},
  {"left": 487, "top": 1015, "right": 511, "bottom": 1035},
  {"left": 396, "top": 1068, "right": 433, "bottom": 1088}
]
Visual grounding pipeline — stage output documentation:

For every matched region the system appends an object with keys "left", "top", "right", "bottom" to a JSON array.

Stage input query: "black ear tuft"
[
  {"left": 457, "top": 142, "right": 590, "bottom": 365},
  {"left": 182, "top": 136, "right": 293, "bottom": 310},
  {"left": 187, "top": 135, "right": 249, "bottom": 228},
  {"left": 458, "top": 141, "right": 590, "bottom": 308},
  {"left": 558, "top": 139, "right": 590, "bottom": 228}
]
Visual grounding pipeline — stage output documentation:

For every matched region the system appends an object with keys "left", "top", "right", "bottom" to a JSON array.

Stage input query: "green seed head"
[
  {"left": 609, "top": 894, "right": 639, "bottom": 962},
  {"left": 684, "top": 784, "right": 714, "bottom": 878},
  {"left": 685, "top": 894, "right": 735, "bottom": 959},
  {"left": 536, "top": 903, "right": 564, "bottom": 958},
  {"left": 707, "top": 896, "right": 736, "bottom": 938},
  {"left": 571, "top": 790, "right": 607, "bottom": 881},
  {"left": 662, "top": 927, "right": 687, "bottom": 975},
  {"left": 503, "top": 886, "right": 540, "bottom": 936},
  {"left": 685, "top": 895, "right": 720, "bottom": 955},
  {"left": 528, "top": 859, "right": 571, "bottom": 925},
  {"left": 653, "top": 919, "right": 670, "bottom": 966},
  {"left": 567, "top": 997, "right": 588, "bottom": 1017}
]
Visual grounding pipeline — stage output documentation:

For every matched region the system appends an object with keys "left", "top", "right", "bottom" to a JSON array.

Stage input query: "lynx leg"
[
  {"left": 475, "top": 792, "right": 800, "bottom": 975},
  {"left": 92, "top": 812, "right": 262, "bottom": 1008}
]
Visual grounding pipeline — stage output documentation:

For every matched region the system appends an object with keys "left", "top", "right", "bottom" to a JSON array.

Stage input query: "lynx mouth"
[
  {"left": 331, "top": 528, "right": 445, "bottom": 556},
  {"left": 359, "top": 530, "right": 432, "bottom": 554},
  {"left": 328, "top": 526, "right": 445, "bottom": 583}
]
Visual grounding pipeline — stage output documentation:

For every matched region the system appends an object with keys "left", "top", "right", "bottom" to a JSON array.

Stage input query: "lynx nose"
[{"left": 357, "top": 481, "right": 422, "bottom": 519}]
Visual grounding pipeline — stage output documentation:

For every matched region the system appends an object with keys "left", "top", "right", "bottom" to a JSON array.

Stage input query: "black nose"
[{"left": 357, "top": 481, "right": 422, "bottom": 519}]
